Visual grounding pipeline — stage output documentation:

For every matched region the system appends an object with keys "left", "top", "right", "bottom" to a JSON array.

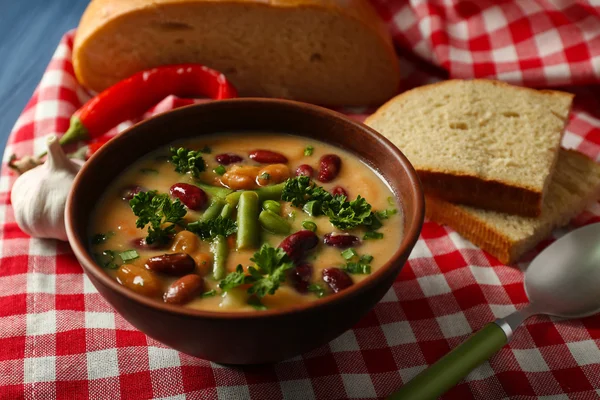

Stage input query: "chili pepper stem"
[
  {"left": 59, "top": 116, "right": 89, "bottom": 146},
  {"left": 36, "top": 115, "right": 89, "bottom": 159}
]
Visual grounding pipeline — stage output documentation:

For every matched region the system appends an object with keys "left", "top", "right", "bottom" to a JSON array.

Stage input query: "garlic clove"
[{"left": 10, "top": 135, "right": 82, "bottom": 241}]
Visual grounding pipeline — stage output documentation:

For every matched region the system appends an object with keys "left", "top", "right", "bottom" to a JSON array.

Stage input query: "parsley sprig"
[
  {"left": 129, "top": 191, "right": 187, "bottom": 244},
  {"left": 219, "top": 244, "right": 295, "bottom": 299},
  {"left": 170, "top": 147, "right": 206, "bottom": 177},
  {"left": 187, "top": 216, "right": 237, "bottom": 240},
  {"left": 282, "top": 177, "right": 379, "bottom": 230}
]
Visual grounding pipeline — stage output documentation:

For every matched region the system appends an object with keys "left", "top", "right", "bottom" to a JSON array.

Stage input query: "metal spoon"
[{"left": 388, "top": 223, "right": 600, "bottom": 399}]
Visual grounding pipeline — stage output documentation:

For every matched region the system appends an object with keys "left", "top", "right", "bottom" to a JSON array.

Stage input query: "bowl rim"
[{"left": 66, "top": 98, "right": 424, "bottom": 320}]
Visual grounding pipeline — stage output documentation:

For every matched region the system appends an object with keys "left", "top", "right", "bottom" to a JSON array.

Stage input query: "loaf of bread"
[
  {"left": 425, "top": 149, "right": 600, "bottom": 264},
  {"left": 73, "top": 0, "right": 400, "bottom": 106},
  {"left": 365, "top": 79, "right": 574, "bottom": 217}
]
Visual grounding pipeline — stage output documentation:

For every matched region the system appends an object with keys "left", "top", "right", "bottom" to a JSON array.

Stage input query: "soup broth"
[{"left": 90, "top": 133, "right": 403, "bottom": 312}]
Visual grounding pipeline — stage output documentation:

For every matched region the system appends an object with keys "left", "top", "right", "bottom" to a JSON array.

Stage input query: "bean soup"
[{"left": 90, "top": 133, "right": 403, "bottom": 312}]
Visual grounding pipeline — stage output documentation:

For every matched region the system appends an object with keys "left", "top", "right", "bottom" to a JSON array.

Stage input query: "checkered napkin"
[{"left": 2, "top": 1, "right": 600, "bottom": 398}]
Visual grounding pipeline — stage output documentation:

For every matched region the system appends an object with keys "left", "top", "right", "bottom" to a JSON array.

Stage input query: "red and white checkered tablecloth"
[{"left": 2, "top": 1, "right": 600, "bottom": 399}]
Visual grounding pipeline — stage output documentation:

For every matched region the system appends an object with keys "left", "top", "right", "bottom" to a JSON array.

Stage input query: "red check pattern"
[{"left": 2, "top": 0, "right": 600, "bottom": 397}]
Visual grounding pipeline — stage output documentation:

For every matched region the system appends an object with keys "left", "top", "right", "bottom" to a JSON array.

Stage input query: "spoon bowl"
[
  {"left": 389, "top": 222, "right": 600, "bottom": 399},
  {"left": 525, "top": 222, "right": 600, "bottom": 319}
]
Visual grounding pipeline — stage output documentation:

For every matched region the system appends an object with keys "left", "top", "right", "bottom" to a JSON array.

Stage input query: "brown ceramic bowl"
[{"left": 65, "top": 98, "right": 424, "bottom": 364}]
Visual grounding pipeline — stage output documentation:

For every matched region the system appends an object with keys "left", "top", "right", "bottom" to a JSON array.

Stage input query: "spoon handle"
[{"left": 387, "top": 322, "right": 508, "bottom": 400}]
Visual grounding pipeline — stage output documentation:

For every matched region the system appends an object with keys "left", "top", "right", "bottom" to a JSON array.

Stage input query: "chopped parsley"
[
  {"left": 91, "top": 231, "right": 114, "bottom": 245},
  {"left": 129, "top": 191, "right": 187, "bottom": 245},
  {"left": 170, "top": 147, "right": 206, "bottom": 177},
  {"left": 259, "top": 172, "right": 271, "bottom": 181},
  {"left": 282, "top": 177, "right": 377, "bottom": 230},
  {"left": 119, "top": 250, "right": 139, "bottom": 262},
  {"left": 219, "top": 265, "right": 248, "bottom": 292},
  {"left": 213, "top": 165, "right": 226, "bottom": 175},
  {"left": 201, "top": 290, "right": 217, "bottom": 298},
  {"left": 323, "top": 195, "right": 372, "bottom": 230},
  {"left": 304, "top": 145, "right": 314, "bottom": 156},
  {"left": 186, "top": 216, "right": 237, "bottom": 240},
  {"left": 219, "top": 244, "right": 295, "bottom": 298},
  {"left": 247, "top": 296, "right": 267, "bottom": 310}
]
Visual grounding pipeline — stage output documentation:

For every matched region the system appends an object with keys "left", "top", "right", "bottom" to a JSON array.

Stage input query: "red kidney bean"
[
  {"left": 169, "top": 183, "right": 207, "bottom": 210},
  {"left": 164, "top": 274, "right": 205, "bottom": 304},
  {"left": 318, "top": 154, "right": 341, "bottom": 182},
  {"left": 279, "top": 230, "right": 319, "bottom": 262},
  {"left": 131, "top": 238, "right": 168, "bottom": 250},
  {"left": 249, "top": 150, "right": 288, "bottom": 164},
  {"left": 295, "top": 164, "right": 314, "bottom": 177},
  {"left": 323, "top": 233, "right": 360, "bottom": 249},
  {"left": 322, "top": 268, "right": 353, "bottom": 293},
  {"left": 332, "top": 186, "right": 348, "bottom": 197},
  {"left": 121, "top": 185, "right": 145, "bottom": 201},
  {"left": 215, "top": 153, "right": 243, "bottom": 165},
  {"left": 145, "top": 253, "right": 196, "bottom": 276},
  {"left": 289, "top": 263, "right": 313, "bottom": 294}
]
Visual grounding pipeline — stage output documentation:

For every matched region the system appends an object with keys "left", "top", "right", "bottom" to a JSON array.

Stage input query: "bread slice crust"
[
  {"left": 420, "top": 170, "right": 543, "bottom": 217},
  {"left": 425, "top": 149, "right": 600, "bottom": 264}
]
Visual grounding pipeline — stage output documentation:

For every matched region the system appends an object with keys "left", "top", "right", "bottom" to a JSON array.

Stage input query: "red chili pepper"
[
  {"left": 85, "top": 136, "right": 113, "bottom": 159},
  {"left": 59, "top": 64, "right": 238, "bottom": 147}
]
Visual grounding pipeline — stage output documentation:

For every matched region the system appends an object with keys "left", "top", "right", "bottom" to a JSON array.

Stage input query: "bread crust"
[
  {"left": 419, "top": 170, "right": 543, "bottom": 217},
  {"left": 73, "top": 0, "right": 400, "bottom": 104},
  {"left": 425, "top": 194, "right": 514, "bottom": 264},
  {"left": 425, "top": 149, "right": 600, "bottom": 265}
]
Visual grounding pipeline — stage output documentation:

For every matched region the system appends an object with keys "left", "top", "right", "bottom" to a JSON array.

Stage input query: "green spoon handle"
[{"left": 387, "top": 322, "right": 508, "bottom": 400}]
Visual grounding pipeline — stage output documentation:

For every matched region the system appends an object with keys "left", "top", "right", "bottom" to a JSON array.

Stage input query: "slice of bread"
[
  {"left": 365, "top": 79, "right": 574, "bottom": 217},
  {"left": 73, "top": 0, "right": 400, "bottom": 106},
  {"left": 425, "top": 149, "right": 600, "bottom": 264}
]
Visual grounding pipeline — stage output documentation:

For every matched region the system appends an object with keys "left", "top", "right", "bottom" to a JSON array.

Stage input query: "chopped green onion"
[
  {"left": 302, "top": 220, "right": 317, "bottom": 232},
  {"left": 140, "top": 168, "right": 159, "bottom": 175},
  {"left": 360, "top": 254, "right": 374, "bottom": 264},
  {"left": 341, "top": 248, "right": 357, "bottom": 260},
  {"left": 308, "top": 283, "right": 326, "bottom": 298},
  {"left": 259, "top": 172, "right": 271, "bottom": 181},
  {"left": 200, "top": 146, "right": 212, "bottom": 154},
  {"left": 201, "top": 290, "right": 217, "bottom": 298},
  {"left": 375, "top": 208, "right": 397, "bottom": 220},
  {"left": 363, "top": 231, "right": 384, "bottom": 240},
  {"left": 214, "top": 165, "right": 226, "bottom": 175},
  {"left": 119, "top": 250, "right": 140, "bottom": 262},
  {"left": 304, "top": 145, "right": 314, "bottom": 156},
  {"left": 248, "top": 296, "right": 267, "bottom": 310},
  {"left": 344, "top": 262, "right": 371, "bottom": 274},
  {"left": 387, "top": 196, "right": 395, "bottom": 206},
  {"left": 303, "top": 200, "right": 319, "bottom": 216}
]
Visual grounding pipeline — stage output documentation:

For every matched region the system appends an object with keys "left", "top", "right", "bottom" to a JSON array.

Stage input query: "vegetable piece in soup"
[{"left": 89, "top": 133, "right": 403, "bottom": 312}]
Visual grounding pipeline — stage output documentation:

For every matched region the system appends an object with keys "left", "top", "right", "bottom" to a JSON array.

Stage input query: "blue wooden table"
[{"left": 0, "top": 0, "right": 88, "bottom": 156}]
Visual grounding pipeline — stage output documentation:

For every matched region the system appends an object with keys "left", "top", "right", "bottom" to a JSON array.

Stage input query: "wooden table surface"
[{"left": 0, "top": 0, "right": 88, "bottom": 157}]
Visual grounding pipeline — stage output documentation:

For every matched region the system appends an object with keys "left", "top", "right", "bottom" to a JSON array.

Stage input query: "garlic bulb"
[{"left": 11, "top": 135, "right": 82, "bottom": 241}]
